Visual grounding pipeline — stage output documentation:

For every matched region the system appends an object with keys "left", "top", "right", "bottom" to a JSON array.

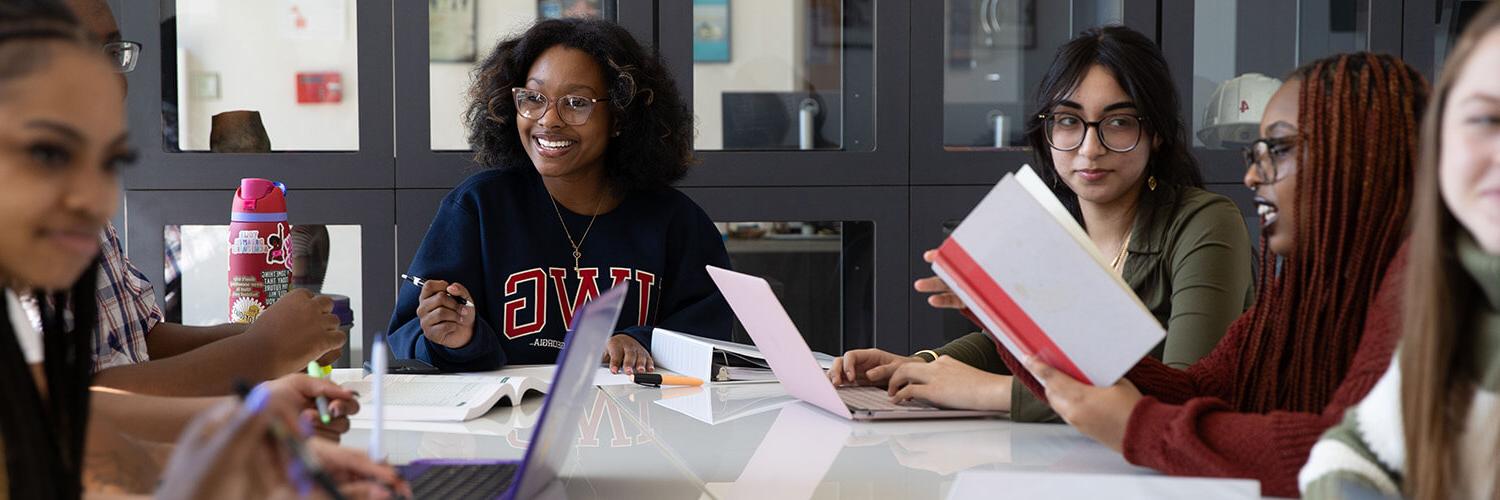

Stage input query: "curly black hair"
[{"left": 465, "top": 18, "right": 693, "bottom": 193}]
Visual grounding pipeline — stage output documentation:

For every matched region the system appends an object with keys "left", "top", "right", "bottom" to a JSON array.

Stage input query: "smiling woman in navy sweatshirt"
[{"left": 387, "top": 18, "right": 733, "bottom": 374}]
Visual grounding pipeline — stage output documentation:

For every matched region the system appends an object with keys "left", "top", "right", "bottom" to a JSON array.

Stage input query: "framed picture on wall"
[
  {"left": 693, "top": 0, "right": 731, "bottom": 63},
  {"left": 429, "top": 0, "right": 477, "bottom": 63},
  {"left": 538, "top": 0, "right": 603, "bottom": 20}
]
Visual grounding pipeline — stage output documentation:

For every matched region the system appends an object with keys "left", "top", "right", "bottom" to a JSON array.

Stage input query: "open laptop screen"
[{"left": 511, "top": 286, "right": 627, "bottom": 498}]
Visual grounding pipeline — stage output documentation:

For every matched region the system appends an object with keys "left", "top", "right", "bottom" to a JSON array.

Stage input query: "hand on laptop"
[
  {"left": 886, "top": 356, "right": 1012, "bottom": 411},
  {"left": 603, "top": 334, "right": 654, "bottom": 374},
  {"left": 829, "top": 348, "right": 923, "bottom": 387},
  {"left": 915, "top": 249, "right": 967, "bottom": 310}
]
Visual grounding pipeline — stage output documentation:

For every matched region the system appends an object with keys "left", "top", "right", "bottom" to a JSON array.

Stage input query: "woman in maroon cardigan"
[{"left": 890, "top": 53, "right": 1428, "bottom": 497}]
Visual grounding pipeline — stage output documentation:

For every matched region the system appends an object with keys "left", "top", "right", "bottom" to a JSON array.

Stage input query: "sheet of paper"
[{"left": 382, "top": 382, "right": 488, "bottom": 407}]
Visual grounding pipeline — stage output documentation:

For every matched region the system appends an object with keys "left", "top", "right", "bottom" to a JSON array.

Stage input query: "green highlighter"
[{"left": 308, "top": 361, "right": 332, "bottom": 424}]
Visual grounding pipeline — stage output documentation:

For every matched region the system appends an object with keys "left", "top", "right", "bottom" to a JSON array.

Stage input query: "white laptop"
[{"left": 706, "top": 265, "right": 1006, "bottom": 421}]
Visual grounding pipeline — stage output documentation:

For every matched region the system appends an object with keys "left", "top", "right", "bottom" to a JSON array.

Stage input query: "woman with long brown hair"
[
  {"left": 895, "top": 51, "right": 1427, "bottom": 496},
  {"left": 1299, "top": 3, "right": 1500, "bottom": 498}
]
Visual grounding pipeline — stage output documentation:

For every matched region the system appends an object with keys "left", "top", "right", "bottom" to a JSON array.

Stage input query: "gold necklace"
[
  {"left": 1109, "top": 231, "right": 1132, "bottom": 274},
  {"left": 549, "top": 192, "right": 605, "bottom": 274}
]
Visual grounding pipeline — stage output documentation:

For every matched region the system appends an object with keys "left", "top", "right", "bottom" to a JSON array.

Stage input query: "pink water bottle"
[{"left": 228, "top": 178, "right": 293, "bottom": 323}]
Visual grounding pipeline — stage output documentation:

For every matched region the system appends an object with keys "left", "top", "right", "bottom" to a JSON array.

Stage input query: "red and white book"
[{"left": 931, "top": 165, "right": 1164, "bottom": 387}]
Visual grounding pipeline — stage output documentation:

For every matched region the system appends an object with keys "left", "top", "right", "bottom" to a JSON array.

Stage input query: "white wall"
[
  {"left": 179, "top": 225, "right": 365, "bottom": 352},
  {"left": 176, "top": 0, "right": 360, "bottom": 151},
  {"left": 691, "top": 1, "right": 805, "bottom": 150},
  {"left": 430, "top": 0, "right": 541, "bottom": 151}
]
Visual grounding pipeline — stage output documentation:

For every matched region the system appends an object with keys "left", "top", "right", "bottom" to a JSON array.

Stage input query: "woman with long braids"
[
  {"left": 897, "top": 52, "right": 1426, "bottom": 496},
  {"left": 1300, "top": 3, "right": 1500, "bottom": 497}
]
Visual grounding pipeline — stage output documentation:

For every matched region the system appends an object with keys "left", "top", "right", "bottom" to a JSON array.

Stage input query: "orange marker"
[{"left": 633, "top": 373, "right": 704, "bottom": 387}]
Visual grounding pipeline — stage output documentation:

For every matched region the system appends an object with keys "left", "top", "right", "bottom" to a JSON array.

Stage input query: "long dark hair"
[
  {"left": 466, "top": 18, "right": 693, "bottom": 194},
  {"left": 1231, "top": 53, "right": 1426, "bottom": 413},
  {"left": 1399, "top": 3, "right": 1500, "bottom": 499},
  {"left": 1025, "top": 25, "right": 1202, "bottom": 227},
  {"left": 0, "top": 2, "right": 100, "bottom": 498}
]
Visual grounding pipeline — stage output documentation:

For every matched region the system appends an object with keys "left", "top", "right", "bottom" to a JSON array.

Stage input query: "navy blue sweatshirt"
[{"left": 386, "top": 169, "right": 734, "bottom": 371}]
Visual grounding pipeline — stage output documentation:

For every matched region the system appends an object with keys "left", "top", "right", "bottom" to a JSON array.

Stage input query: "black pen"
[
  {"left": 232, "top": 380, "right": 347, "bottom": 500},
  {"left": 400, "top": 273, "right": 471, "bottom": 307}
]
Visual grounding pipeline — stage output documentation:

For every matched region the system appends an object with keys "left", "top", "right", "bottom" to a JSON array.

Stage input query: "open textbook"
[
  {"left": 930, "top": 165, "right": 1166, "bottom": 387},
  {"left": 650, "top": 328, "right": 836, "bottom": 383},
  {"left": 342, "top": 365, "right": 636, "bottom": 422}
]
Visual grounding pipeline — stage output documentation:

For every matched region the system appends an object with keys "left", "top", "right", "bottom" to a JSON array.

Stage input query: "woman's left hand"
[
  {"left": 1022, "top": 356, "right": 1141, "bottom": 453},
  {"left": 603, "top": 335, "right": 654, "bottom": 375},
  {"left": 886, "top": 356, "right": 1012, "bottom": 411}
]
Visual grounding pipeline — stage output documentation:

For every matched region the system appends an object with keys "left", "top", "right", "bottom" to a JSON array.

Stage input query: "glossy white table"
[{"left": 337, "top": 369, "right": 1263, "bottom": 499}]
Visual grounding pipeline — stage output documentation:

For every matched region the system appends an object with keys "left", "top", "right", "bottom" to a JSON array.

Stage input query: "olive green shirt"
[{"left": 931, "top": 186, "right": 1255, "bottom": 422}]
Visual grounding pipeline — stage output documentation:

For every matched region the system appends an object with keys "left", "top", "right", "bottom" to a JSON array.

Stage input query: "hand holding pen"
[
  {"left": 401, "top": 274, "right": 470, "bottom": 307},
  {"left": 406, "top": 274, "right": 479, "bottom": 349},
  {"left": 231, "top": 381, "right": 348, "bottom": 500}
]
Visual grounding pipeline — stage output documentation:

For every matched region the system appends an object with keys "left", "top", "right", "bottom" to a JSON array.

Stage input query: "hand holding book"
[{"left": 915, "top": 249, "right": 966, "bottom": 310}]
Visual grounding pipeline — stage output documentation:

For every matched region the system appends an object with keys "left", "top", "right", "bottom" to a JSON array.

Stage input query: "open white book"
[
  {"left": 930, "top": 165, "right": 1165, "bottom": 387},
  {"left": 341, "top": 365, "right": 637, "bottom": 422},
  {"left": 342, "top": 373, "right": 549, "bottom": 422},
  {"left": 650, "top": 328, "right": 835, "bottom": 383}
]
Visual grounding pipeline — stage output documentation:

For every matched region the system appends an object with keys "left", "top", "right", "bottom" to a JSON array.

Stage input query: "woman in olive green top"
[{"left": 829, "top": 26, "right": 1254, "bottom": 421}]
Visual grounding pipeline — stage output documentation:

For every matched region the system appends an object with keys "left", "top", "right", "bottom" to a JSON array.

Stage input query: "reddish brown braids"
[{"left": 1230, "top": 53, "right": 1427, "bottom": 412}]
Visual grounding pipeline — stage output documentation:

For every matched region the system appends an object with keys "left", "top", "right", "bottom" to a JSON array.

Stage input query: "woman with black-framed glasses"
[
  {"left": 387, "top": 18, "right": 735, "bottom": 374},
  {"left": 831, "top": 25, "right": 1255, "bottom": 425}
]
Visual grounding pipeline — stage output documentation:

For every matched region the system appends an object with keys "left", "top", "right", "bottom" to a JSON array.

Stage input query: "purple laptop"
[{"left": 396, "top": 286, "right": 627, "bottom": 500}]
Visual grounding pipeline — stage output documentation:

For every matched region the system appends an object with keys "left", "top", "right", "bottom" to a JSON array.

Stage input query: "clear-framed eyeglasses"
[
  {"left": 1242, "top": 136, "right": 1300, "bottom": 184},
  {"left": 511, "top": 87, "right": 610, "bottom": 126},
  {"left": 104, "top": 40, "right": 142, "bottom": 73}
]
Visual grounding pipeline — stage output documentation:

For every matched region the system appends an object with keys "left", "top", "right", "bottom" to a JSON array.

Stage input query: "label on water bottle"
[{"left": 229, "top": 222, "right": 294, "bottom": 323}]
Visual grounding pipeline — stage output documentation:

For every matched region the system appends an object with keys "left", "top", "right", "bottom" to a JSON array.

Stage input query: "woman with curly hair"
[{"left": 387, "top": 18, "right": 733, "bottom": 374}]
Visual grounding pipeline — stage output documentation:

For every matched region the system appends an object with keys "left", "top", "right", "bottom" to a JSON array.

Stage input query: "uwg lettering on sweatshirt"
[{"left": 502, "top": 267, "right": 657, "bottom": 340}]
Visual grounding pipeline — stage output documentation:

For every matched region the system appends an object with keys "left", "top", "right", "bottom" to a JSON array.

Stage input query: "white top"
[{"left": 6, "top": 290, "right": 43, "bottom": 364}]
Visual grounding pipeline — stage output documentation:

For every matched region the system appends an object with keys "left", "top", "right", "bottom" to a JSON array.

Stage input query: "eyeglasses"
[
  {"left": 1242, "top": 136, "right": 1300, "bottom": 184},
  {"left": 104, "top": 40, "right": 142, "bottom": 73},
  {"left": 1039, "top": 112, "right": 1146, "bottom": 153},
  {"left": 512, "top": 87, "right": 610, "bottom": 126}
]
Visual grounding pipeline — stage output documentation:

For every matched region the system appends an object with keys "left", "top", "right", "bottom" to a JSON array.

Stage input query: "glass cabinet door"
[
  {"left": 943, "top": 0, "right": 1124, "bottom": 150},
  {"left": 429, "top": 0, "right": 616, "bottom": 151},
  {"left": 691, "top": 0, "right": 875, "bottom": 153},
  {"left": 913, "top": 0, "right": 1144, "bottom": 185},
  {"left": 163, "top": 0, "right": 363, "bottom": 152},
  {"left": 1185, "top": 0, "right": 1398, "bottom": 155}
]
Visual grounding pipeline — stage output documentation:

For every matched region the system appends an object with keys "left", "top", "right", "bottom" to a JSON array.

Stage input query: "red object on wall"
[{"left": 296, "top": 72, "right": 342, "bottom": 103}]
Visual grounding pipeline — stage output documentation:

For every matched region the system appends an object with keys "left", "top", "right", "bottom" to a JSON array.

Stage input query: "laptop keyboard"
[
  {"left": 406, "top": 463, "right": 520, "bottom": 500},
  {"left": 838, "top": 386, "right": 938, "bottom": 411}
]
